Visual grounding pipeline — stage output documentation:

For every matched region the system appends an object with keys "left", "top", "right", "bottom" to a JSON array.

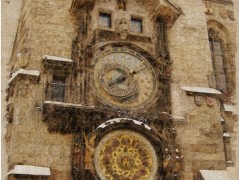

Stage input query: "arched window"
[{"left": 208, "top": 28, "right": 227, "bottom": 93}]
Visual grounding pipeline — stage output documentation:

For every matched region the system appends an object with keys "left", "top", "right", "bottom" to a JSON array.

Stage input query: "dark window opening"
[
  {"left": 209, "top": 29, "right": 227, "bottom": 93},
  {"left": 131, "top": 18, "right": 142, "bottom": 33},
  {"left": 51, "top": 76, "right": 66, "bottom": 102},
  {"left": 99, "top": 12, "right": 111, "bottom": 28}
]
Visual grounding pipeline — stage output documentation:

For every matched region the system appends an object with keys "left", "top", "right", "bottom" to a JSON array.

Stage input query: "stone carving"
[
  {"left": 84, "top": 130, "right": 96, "bottom": 170},
  {"left": 116, "top": 18, "right": 129, "bottom": 39},
  {"left": 208, "top": 28, "right": 220, "bottom": 40},
  {"left": 6, "top": 102, "right": 14, "bottom": 123},
  {"left": 206, "top": 97, "right": 214, "bottom": 107},
  {"left": 73, "top": 143, "right": 82, "bottom": 169},
  {"left": 163, "top": 148, "right": 184, "bottom": 179},
  {"left": 194, "top": 95, "right": 203, "bottom": 106},
  {"left": 17, "top": 81, "right": 31, "bottom": 98},
  {"left": 227, "top": 10, "right": 235, "bottom": 20},
  {"left": 219, "top": 9, "right": 228, "bottom": 19},
  {"left": 174, "top": 149, "right": 184, "bottom": 176},
  {"left": 204, "top": 1, "right": 214, "bottom": 15},
  {"left": 16, "top": 53, "right": 30, "bottom": 68}
]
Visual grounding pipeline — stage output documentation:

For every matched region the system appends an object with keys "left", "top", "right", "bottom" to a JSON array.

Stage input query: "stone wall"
[
  {"left": 169, "top": 0, "right": 237, "bottom": 179},
  {"left": 5, "top": 1, "right": 78, "bottom": 179},
  {"left": 1, "top": 1, "right": 23, "bottom": 179},
  {"left": 2, "top": 0, "right": 238, "bottom": 179}
]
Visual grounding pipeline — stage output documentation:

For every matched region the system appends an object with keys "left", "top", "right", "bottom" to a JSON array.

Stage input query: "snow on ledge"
[
  {"left": 8, "top": 69, "right": 40, "bottom": 84},
  {"left": 7, "top": 165, "right": 51, "bottom": 176},
  {"left": 199, "top": 170, "right": 230, "bottom": 180},
  {"left": 223, "top": 132, "right": 231, "bottom": 138},
  {"left": 181, "top": 86, "right": 222, "bottom": 95},
  {"left": 224, "top": 104, "right": 234, "bottom": 112},
  {"left": 96, "top": 118, "right": 151, "bottom": 130},
  {"left": 221, "top": 117, "right": 225, "bottom": 122},
  {"left": 44, "top": 101, "right": 83, "bottom": 108},
  {"left": 172, "top": 116, "right": 186, "bottom": 121},
  {"left": 43, "top": 55, "right": 73, "bottom": 62}
]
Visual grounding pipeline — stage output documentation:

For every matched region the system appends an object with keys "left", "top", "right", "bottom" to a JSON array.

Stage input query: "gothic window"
[
  {"left": 130, "top": 17, "right": 142, "bottom": 33},
  {"left": 51, "top": 76, "right": 66, "bottom": 102},
  {"left": 208, "top": 28, "right": 227, "bottom": 93},
  {"left": 99, "top": 12, "right": 111, "bottom": 28}
]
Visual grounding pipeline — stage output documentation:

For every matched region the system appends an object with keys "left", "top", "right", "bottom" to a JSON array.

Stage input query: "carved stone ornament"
[
  {"left": 206, "top": 97, "right": 214, "bottom": 107},
  {"left": 227, "top": 10, "right": 235, "bottom": 20},
  {"left": 204, "top": 1, "right": 214, "bottom": 15},
  {"left": 72, "top": 143, "right": 82, "bottom": 170},
  {"left": 116, "top": 18, "right": 129, "bottom": 39},
  {"left": 84, "top": 130, "right": 96, "bottom": 170},
  {"left": 17, "top": 53, "right": 30, "bottom": 68},
  {"left": 219, "top": 9, "right": 228, "bottom": 19},
  {"left": 194, "top": 95, "right": 203, "bottom": 106}
]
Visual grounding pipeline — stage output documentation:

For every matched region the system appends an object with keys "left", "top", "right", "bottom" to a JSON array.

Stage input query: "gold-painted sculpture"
[{"left": 84, "top": 131, "right": 96, "bottom": 170}]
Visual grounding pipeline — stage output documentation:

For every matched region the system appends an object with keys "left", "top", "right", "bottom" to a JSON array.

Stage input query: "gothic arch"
[{"left": 207, "top": 20, "right": 236, "bottom": 98}]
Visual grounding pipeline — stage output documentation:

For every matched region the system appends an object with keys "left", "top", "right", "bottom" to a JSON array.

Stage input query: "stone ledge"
[
  {"left": 8, "top": 69, "right": 40, "bottom": 85},
  {"left": 7, "top": 165, "right": 51, "bottom": 176}
]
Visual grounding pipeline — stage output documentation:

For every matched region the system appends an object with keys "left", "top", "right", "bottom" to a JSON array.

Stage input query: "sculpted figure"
[
  {"left": 84, "top": 131, "right": 96, "bottom": 170},
  {"left": 73, "top": 143, "right": 82, "bottom": 169}
]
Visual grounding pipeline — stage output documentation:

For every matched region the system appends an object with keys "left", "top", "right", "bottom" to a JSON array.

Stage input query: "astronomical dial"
[
  {"left": 93, "top": 48, "right": 158, "bottom": 109},
  {"left": 94, "top": 130, "right": 158, "bottom": 180}
]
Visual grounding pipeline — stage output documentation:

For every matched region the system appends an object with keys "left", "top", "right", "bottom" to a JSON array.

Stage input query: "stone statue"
[
  {"left": 117, "top": 18, "right": 129, "bottom": 39},
  {"left": 84, "top": 130, "right": 96, "bottom": 170},
  {"left": 173, "top": 149, "right": 184, "bottom": 174},
  {"left": 73, "top": 143, "right": 82, "bottom": 169}
]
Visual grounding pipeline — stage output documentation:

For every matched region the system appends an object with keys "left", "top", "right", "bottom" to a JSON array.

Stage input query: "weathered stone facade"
[{"left": 1, "top": 0, "right": 238, "bottom": 180}]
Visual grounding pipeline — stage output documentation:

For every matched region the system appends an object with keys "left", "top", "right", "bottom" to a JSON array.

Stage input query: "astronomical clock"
[
  {"left": 67, "top": 1, "right": 183, "bottom": 180},
  {"left": 93, "top": 47, "right": 158, "bottom": 110},
  {"left": 89, "top": 46, "right": 162, "bottom": 179}
]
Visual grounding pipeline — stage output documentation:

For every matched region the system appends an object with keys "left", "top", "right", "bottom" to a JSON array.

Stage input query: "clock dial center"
[
  {"left": 93, "top": 48, "right": 158, "bottom": 109},
  {"left": 99, "top": 64, "right": 137, "bottom": 97}
]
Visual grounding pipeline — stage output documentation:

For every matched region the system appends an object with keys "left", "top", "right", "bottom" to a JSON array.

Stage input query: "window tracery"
[{"left": 208, "top": 28, "right": 228, "bottom": 93}]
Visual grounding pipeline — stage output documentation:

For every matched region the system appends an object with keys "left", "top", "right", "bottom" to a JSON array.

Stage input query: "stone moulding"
[
  {"left": 8, "top": 69, "right": 40, "bottom": 85},
  {"left": 149, "top": 0, "right": 182, "bottom": 28},
  {"left": 203, "top": 0, "right": 233, "bottom": 5},
  {"left": 70, "top": 0, "right": 182, "bottom": 28},
  {"left": 42, "top": 55, "right": 74, "bottom": 72}
]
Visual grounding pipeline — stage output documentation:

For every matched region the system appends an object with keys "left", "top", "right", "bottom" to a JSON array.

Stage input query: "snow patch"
[
  {"left": 8, "top": 69, "right": 40, "bottom": 84},
  {"left": 181, "top": 86, "right": 222, "bottom": 95},
  {"left": 223, "top": 132, "right": 231, "bottom": 138},
  {"left": 44, "top": 101, "right": 83, "bottom": 108},
  {"left": 199, "top": 170, "right": 230, "bottom": 180},
  {"left": 43, "top": 55, "right": 73, "bottom": 62},
  {"left": 96, "top": 118, "right": 151, "bottom": 130},
  {"left": 7, "top": 165, "right": 51, "bottom": 176}
]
